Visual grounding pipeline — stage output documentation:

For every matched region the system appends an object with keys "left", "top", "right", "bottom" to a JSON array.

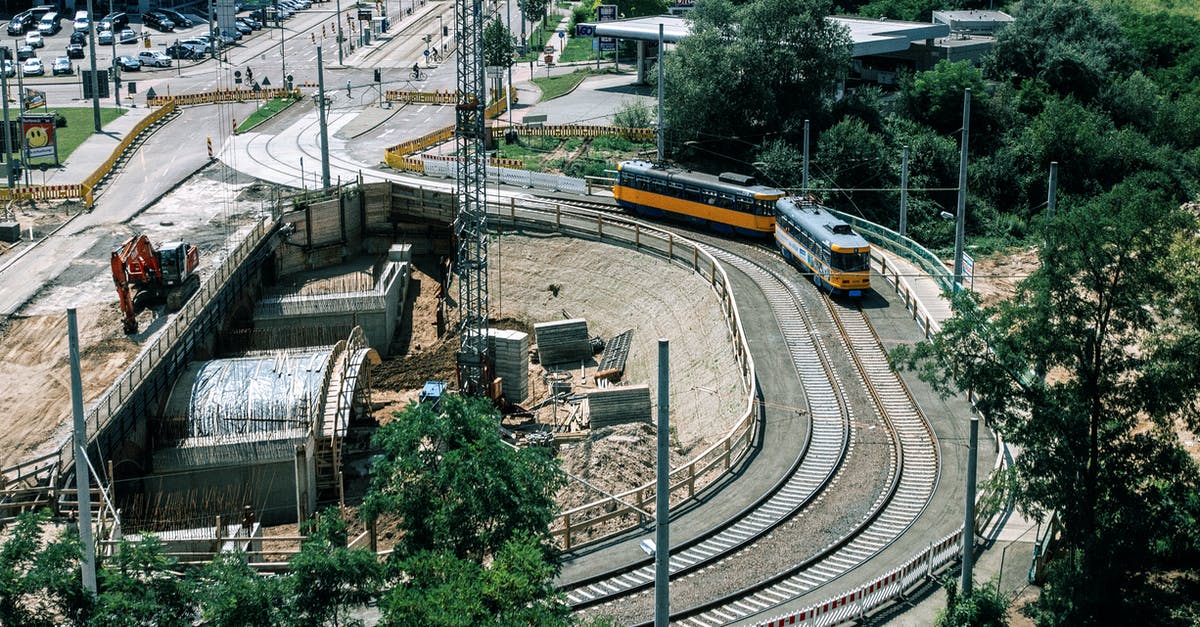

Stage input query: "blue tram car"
[{"left": 775, "top": 197, "right": 871, "bottom": 296}]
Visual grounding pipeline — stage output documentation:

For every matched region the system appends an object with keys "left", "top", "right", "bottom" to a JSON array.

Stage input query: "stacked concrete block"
[
  {"left": 487, "top": 329, "right": 529, "bottom": 403},
  {"left": 534, "top": 319, "right": 591, "bottom": 366},
  {"left": 585, "top": 384, "right": 652, "bottom": 428}
]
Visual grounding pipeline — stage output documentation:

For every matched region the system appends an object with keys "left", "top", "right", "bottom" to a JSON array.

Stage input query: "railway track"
[
  {"left": 556, "top": 227, "right": 940, "bottom": 624},
  {"left": 563, "top": 243, "right": 856, "bottom": 609}
]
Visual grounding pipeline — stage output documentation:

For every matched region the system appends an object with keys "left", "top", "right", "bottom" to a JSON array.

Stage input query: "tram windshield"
[{"left": 832, "top": 250, "right": 870, "bottom": 272}]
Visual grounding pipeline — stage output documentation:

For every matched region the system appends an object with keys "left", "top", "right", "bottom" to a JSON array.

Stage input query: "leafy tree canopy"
[
  {"left": 0, "top": 510, "right": 90, "bottom": 627},
  {"left": 92, "top": 537, "right": 195, "bottom": 627},
  {"left": 986, "top": 0, "right": 1133, "bottom": 102},
  {"left": 484, "top": 19, "right": 516, "bottom": 69},
  {"left": 664, "top": 0, "right": 851, "bottom": 161},
  {"left": 894, "top": 179, "right": 1200, "bottom": 624},
  {"left": 363, "top": 395, "right": 566, "bottom": 562},
  {"left": 288, "top": 508, "right": 382, "bottom": 627}
]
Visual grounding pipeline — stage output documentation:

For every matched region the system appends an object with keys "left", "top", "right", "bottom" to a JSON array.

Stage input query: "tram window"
[{"left": 832, "top": 251, "right": 871, "bottom": 272}]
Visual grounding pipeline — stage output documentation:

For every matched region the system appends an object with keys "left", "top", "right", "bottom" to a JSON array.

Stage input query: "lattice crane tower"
[{"left": 453, "top": 0, "right": 490, "bottom": 396}]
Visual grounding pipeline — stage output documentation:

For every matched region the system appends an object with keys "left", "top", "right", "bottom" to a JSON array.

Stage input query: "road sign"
[
  {"left": 424, "top": 49, "right": 429, "bottom": 56},
  {"left": 557, "top": 30, "right": 564, "bottom": 38},
  {"left": 597, "top": 4, "right": 617, "bottom": 50}
]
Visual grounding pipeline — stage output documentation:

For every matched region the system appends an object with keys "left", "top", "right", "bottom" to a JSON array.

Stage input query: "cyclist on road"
[{"left": 412, "top": 62, "right": 420, "bottom": 78}]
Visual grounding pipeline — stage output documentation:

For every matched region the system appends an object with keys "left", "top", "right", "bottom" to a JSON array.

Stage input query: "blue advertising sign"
[
  {"left": 597, "top": 5, "right": 617, "bottom": 50},
  {"left": 576, "top": 24, "right": 594, "bottom": 36}
]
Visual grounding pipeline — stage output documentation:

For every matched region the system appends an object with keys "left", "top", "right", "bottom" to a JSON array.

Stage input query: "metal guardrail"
[{"left": 489, "top": 196, "right": 759, "bottom": 550}]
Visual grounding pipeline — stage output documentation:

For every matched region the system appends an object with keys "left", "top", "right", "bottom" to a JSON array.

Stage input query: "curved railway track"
[
  {"left": 557, "top": 227, "right": 941, "bottom": 625},
  {"left": 563, "top": 241, "right": 857, "bottom": 609}
]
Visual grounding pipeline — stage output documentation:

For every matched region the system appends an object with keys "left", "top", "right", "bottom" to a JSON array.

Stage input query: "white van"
[
  {"left": 73, "top": 10, "right": 89, "bottom": 32},
  {"left": 37, "top": 12, "right": 60, "bottom": 35}
]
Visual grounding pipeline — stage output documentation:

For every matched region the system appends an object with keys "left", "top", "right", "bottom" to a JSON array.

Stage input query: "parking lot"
[{"left": 4, "top": 5, "right": 307, "bottom": 81}]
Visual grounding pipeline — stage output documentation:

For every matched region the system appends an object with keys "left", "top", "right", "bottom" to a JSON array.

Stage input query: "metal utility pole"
[
  {"left": 655, "top": 338, "right": 671, "bottom": 627},
  {"left": 335, "top": 0, "right": 344, "bottom": 64},
  {"left": 961, "top": 414, "right": 979, "bottom": 595},
  {"left": 656, "top": 24, "right": 664, "bottom": 161},
  {"left": 899, "top": 145, "right": 909, "bottom": 237},
  {"left": 801, "top": 119, "right": 810, "bottom": 196},
  {"left": 316, "top": 45, "right": 330, "bottom": 188},
  {"left": 68, "top": 309, "right": 97, "bottom": 594},
  {"left": 108, "top": 35, "right": 119, "bottom": 108},
  {"left": 208, "top": 0, "right": 217, "bottom": 61},
  {"left": 278, "top": 1, "right": 287, "bottom": 90},
  {"left": 1047, "top": 161, "right": 1058, "bottom": 220},
  {"left": 953, "top": 89, "right": 971, "bottom": 290},
  {"left": 454, "top": 0, "right": 490, "bottom": 395},
  {"left": 1, "top": 56, "right": 14, "bottom": 186},
  {"left": 85, "top": 0, "right": 101, "bottom": 130}
]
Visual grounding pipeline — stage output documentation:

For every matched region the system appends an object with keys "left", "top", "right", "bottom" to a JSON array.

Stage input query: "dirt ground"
[
  {"left": 0, "top": 167, "right": 276, "bottom": 471},
  {"left": 369, "top": 232, "right": 747, "bottom": 517}
]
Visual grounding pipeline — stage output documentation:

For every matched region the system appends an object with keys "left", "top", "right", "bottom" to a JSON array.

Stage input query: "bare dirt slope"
[
  {"left": 0, "top": 168, "right": 274, "bottom": 471},
  {"left": 488, "top": 232, "right": 745, "bottom": 454}
]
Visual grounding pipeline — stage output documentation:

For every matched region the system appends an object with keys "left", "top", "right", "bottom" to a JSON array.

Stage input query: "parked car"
[
  {"left": 143, "top": 12, "right": 175, "bottom": 32},
  {"left": 7, "top": 12, "right": 34, "bottom": 36},
  {"left": 70, "top": 30, "right": 86, "bottom": 44},
  {"left": 65, "top": 41, "right": 85, "bottom": 58},
  {"left": 97, "top": 28, "right": 114, "bottom": 45},
  {"left": 101, "top": 12, "right": 128, "bottom": 30},
  {"left": 37, "top": 12, "right": 61, "bottom": 36},
  {"left": 238, "top": 16, "right": 261, "bottom": 30},
  {"left": 24, "top": 31, "right": 43, "bottom": 48},
  {"left": 16, "top": 45, "right": 35, "bottom": 61},
  {"left": 51, "top": 56, "right": 72, "bottom": 75},
  {"left": 115, "top": 55, "right": 140, "bottom": 71},
  {"left": 165, "top": 42, "right": 197, "bottom": 59},
  {"left": 220, "top": 28, "right": 242, "bottom": 41},
  {"left": 22, "top": 57, "right": 43, "bottom": 76},
  {"left": 154, "top": 8, "right": 193, "bottom": 28},
  {"left": 117, "top": 28, "right": 137, "bottom": 44},
  {"left": 216, "top": 33, "right": 236, "bottom": 46},
  {"left": 232, "top": 20, "right": 252, "bottom": 35},
  {"left": 137, "top": 50, "right": 171, "bottom": 67},
  {"left": 2, "top": 60, "right": 14, "bottom": 78},
  {"left": 73, "top": 10, "right": 90, "bottom": 32}
]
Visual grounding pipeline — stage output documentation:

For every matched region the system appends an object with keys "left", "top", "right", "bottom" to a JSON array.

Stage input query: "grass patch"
[
  {"left": 559, "top": 33, "right": 606, "bottom": 63},
  {"left": 495, "top": 135, "right": 656, "bottom": 174},
  {"left": 237, "top": 97, "right": 297, "bottom": 133},
  {"left": 20, "top": 107, "right": 126, "bottom": 165},
  {"left": 532, "top": 69, "right": 597, "bottom": 101}
]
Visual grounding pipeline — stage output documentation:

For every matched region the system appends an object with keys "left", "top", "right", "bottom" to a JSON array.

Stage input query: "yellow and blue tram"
[
  {"left": 613, "top": 160, "right": 785, "bottom": 236},
  {"left": 775, "top": 197, "right": 872, "bottom": 297}
]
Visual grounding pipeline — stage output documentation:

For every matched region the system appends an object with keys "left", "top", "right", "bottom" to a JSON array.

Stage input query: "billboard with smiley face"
[{"left": 21, "top": 114, "right": 56, "bottom": 161}]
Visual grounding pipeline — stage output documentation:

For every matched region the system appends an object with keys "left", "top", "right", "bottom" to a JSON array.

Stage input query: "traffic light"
[
  {"left": 373, "top": 68, "right": 381, "bottom": 82},
  {"left": 443, "top": 25, "right": 448, "bottom": 37}
]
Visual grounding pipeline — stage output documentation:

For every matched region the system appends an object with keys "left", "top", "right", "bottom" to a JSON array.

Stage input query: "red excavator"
[{"left": 110, "top": 234, "right": 200, "bottom": 334}]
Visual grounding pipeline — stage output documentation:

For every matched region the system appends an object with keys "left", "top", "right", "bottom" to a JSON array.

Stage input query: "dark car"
[
  {"left": 65, "top": 42, "right": 85, "bottom": 58},
  {"left": 101, "top": 12, "right": 128, "bottom": 30},
  {"left": 97, "top": 28, "right": 114, "bottom": 45},
  {"left": 70, "top": 30, "right": 86, "bottom": 44},
  {"left": 115, "top": 54, "right": 140, "bottom": 71},
  {"left": 143, "top": 12, "right": 174, "bottom": 32},
  {"left": 239, "top": 16, "right": 261, "bottom": 29},
  {"left": 232, "top": 20, "right": 251, "bottom": 35},
  {"left": 16, "top": 45, "right": 35, "bottom": 61},
  {"left": 154, "top": 8, "right": 192, "bottom": 28},
  {"left": 7, "top": 12, "right": 34, "bottom": 36}
]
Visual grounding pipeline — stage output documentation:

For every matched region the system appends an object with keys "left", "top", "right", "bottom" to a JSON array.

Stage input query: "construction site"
[{"left": 0, "top": 168, "right": 748, "bottom": 553}]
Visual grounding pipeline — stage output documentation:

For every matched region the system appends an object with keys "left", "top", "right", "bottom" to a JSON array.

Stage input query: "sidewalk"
[{"left": 41, "top": 105, "right": 155, "bottom": 186}]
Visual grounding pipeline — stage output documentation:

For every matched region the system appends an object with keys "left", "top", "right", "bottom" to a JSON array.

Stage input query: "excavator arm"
[{"left": 111, "top": 235, "right": 163, "bottom": 334}]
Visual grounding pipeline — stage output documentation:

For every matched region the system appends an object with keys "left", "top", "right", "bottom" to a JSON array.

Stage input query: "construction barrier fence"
[
  {"left": 0, "top": 101, "right": 178, "bottom": 206},
  {"left": 384, "top": 87, "right": 512, "bottom": 106},
  {"left": 147, "top": 88, "right": 300, "bottom": 107},
  {"left": 492, "top": 123, "right": 655, "bottom": 142}
]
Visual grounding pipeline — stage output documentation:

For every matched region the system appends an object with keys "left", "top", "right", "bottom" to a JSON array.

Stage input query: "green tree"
[
  {"left": 522, "top": 0, "right": 552, "bottom": 27},
  {"left": 484, "top": 19, "right": 515, "bottom": 69},
  {"left": 363, "top": 395, "right": 565, "bottom": 562},
  {"left": 986, "top": 0, "right": 1132, "bottom": 102},
  {"left": 894, "top": 179, "right": 1200, "bottom": 625},
  {"left": 856, "top": 0, "right": 941, "bottom": 22},
  {"left": 664, "top": 0, "right": 851, "bottom": 161},
  {"left": 195, "top": 553, "right": 290, "bottom": 627},
  {"left": 899, "top": 60, "right": 987, "bottom": 135},
  {"left": 92, "top": 537, "right": 194, "bottom": 627},
  {"left": 0, "top": 510, "right": 91, "bottom": 627},
  {"left": 936, "top": 578, "right": 1009, "bottom": 627},
  {"left": 811, "top": 117, "right": 891, "bottom": 222},
  {"left": 380, "top": 533, "right": 569, "bottom": 626},
  {"left": 287, "top": 508, "right": 382, "bottom": 627}
]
